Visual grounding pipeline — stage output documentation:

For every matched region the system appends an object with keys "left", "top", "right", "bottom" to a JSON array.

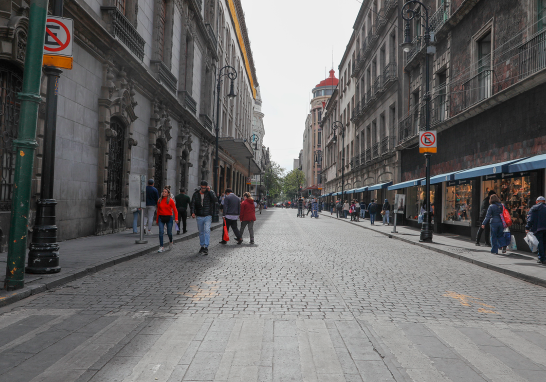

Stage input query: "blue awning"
[
  {"left": 508, "top": 154, "right": 546, "bottom": 172},
  {"left": 355, "top": 186, "right": 368, "bottom": 193},
  {"left": 453, "top": 159, "right": 524, "bottom": 180},
  {"left": 388, "top": 178, "right": 424, "bottom": 191},
  {"left": 421, "top": 170, "right": 462, "bottom": 185},
  {"left": 368, "top": 181, "right": 393, "bottom": 191},
  {"left": 345, "top": 189, "right": 356, "bottom": 194}
]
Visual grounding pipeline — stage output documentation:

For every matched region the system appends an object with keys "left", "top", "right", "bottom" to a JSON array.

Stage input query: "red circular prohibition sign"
[
  {"left": 420, "top": 132, "right": 436, "bottom": 147},
  {"left": 44, "top": 19, "right": 71, "bottom": 52}
]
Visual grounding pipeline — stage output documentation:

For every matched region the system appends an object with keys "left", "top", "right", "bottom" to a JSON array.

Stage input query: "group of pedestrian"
[
  {"left": 296, "top": 197, "right": 319, "bottom": 218},
  {"left": 329, "top": 198, "right": 391, "bottom": 225}
]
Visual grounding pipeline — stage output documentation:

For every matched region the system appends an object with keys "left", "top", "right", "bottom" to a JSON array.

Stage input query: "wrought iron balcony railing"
[
  {"left": 381, "top": 136, "right": 389, "bottom": 155},
  {"left": 384, "top": 0, "right": 397, "bottom": 17},
  {"left": 462, "top": 69, "right": 493, "bottom": 110},
  {"left": 405, "top": 35, "right": 423, "bottom": 66},
  {"left": 383, "top": 62, "right": 398, "bottom": 85},
  {"left": 430, "top": 2, "right": 451, "bottom": 34},
  {"left": 431, "top": 85, "right": 448, "bottom": 126},
  {"left": 102, "top": 7, "right": 145, "bottom": 60},
  {"left": 398, "top": 102, "right": 426, "bottom": 144},
  {"left": 365, "top": 148, "right": 371, "bottom": 163},
  {"left": 518, "top": 29, "right": 546, "bottom": 81},
  {"left": 374, "top": 75, "right": 382, "bottom": 95}
]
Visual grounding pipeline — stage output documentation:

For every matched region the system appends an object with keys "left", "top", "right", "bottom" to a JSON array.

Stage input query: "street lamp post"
[
  {"left": 401, "top": 1, "right": 434, "bottom": 242},
  {"left": 314, "top": 149, "right": 322, "bottom": 210},
  {"left": 213, "top": 66, "right": 237, "bottom": 223},
  {"left": 331, "top": 121, "right": 345, "bottom": 204}
]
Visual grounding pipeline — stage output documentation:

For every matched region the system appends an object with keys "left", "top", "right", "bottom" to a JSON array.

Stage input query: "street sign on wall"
[
  {"left": 43, "top": 16, "right": 73, "bottom": 69},
  {"left": 419, "top": 131, "right": 437, "bottom": 154}
]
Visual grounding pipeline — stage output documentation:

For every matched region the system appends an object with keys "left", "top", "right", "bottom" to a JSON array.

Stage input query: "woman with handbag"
[
  {"left": 481, "top": 194, "right": 505, "bottom": 255},
  {"left": 156, "top": 188, "right": 178, "bottom": 253},
  {"left": 240, "top": 192, "right": 256, "bottom": 244}
]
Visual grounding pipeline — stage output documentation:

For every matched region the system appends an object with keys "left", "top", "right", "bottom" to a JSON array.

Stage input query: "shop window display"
[
  {"left": 443, "top": 181, "right": 472, "bottom": 225},
  {"left": 482, "top": 174, "right": 530, "bottom": 232},
  {"left": 406, "top": 186, "right": 435, "bottom": 221}
]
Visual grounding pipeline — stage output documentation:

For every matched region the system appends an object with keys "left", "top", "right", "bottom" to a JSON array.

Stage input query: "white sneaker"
[
  {"left": 157, "top": 247, "right": 164, "bottom": 253},
  {"left": 169, "top": 242, "right": 173, "bottom": 251}
]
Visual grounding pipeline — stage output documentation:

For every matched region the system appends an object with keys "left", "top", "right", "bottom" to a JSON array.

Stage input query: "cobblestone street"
[{"left": 1, "top": 209, "right": 546, "bottom": 381}]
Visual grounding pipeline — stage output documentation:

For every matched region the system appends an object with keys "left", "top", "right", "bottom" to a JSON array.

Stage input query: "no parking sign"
[{"left": 43, "top": 16, "right": 73, "bottom": 70}]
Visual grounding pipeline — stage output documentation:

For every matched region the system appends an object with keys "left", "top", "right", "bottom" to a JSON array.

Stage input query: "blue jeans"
[
  {"left": 343, "top": 210, "right": 348, "bottom": 218},
  {"left": 360, "top": 209, "right": 366, "bottom": 218},
  {"left": 196, "top": 215, "right": 212, "bottom": 248},
  {"left": 490, "top": 222, "right": 504, "bottom": 254},
  {"left": 132, "top": 210, "right": 140, "bottom": 233},
  {"left": 535, "top": 230, "right": 545, "bottom": 261},
  {"left": 158, "top": 216, "right": 173, "bottom": 247},
  {"left": 383, "top": 210, "right": 390, "bottom": 224},
  {"left": 370, "top": 213, "right": 376, "bottom": 224}
]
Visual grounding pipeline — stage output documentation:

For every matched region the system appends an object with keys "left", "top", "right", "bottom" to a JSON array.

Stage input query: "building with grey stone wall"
[{"left": 0, "top": 0, "right": 263, "bottom": 247}]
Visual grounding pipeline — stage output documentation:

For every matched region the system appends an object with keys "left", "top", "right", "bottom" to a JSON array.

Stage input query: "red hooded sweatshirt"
[{"left": 239, "top": 198, "right": 256, "bottom": 222}]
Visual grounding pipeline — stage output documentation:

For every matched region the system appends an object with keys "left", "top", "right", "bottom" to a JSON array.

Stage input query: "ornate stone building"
[{"left": 0, "top": 0, "right": 263, "bottom": 245}]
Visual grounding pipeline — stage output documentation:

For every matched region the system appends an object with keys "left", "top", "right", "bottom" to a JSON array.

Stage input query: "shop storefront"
[{"left": 443, "top": 180, "right": 473, "bottom": 226}]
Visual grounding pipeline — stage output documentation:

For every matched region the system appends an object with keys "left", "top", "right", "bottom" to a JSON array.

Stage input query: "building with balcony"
[
  {"left": 301, "top": 70, "right": 337, "bottom": 190},
  {"left": 0, "top": 0, "right": 262, "bottom": 245}
]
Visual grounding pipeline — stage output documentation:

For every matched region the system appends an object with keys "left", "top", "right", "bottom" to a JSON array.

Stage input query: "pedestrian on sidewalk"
[
  {"left": 311, "top": 198, "right": 319, "bottom": 218},
  {"left": 306, "top": 200, "right": 312, "bottom": 216},
  {"left": 156, "top": 188, "right": 178, "bottom": 253},
  {"left": 360, "top": 200, "right": 366, "bottom": 220},
  {"left": 132, "top": 207, "right": 140, "bottom": 233},
  {"left": 475, "top": 190, "right": 496, "bottom": 246},
  {"left": 259, "top": 200, "right": 263, "bottom": 214},
  {"left": 481, "top": 194, "right": 505, "bottom": 255},
  {"left": 526, "top": 196, "right": 546, "bottom": 264},
  {"left": 330, "top": 200, "right": 335, "bottom": 215},
  {"left": 220, "top": 188, "right": 243, "bottom": 245},
  {"left": 382, "top": 199, "right": 391, "bottom": 225},
  {"left": 190, "top": 180, "right": 218, "bottom": 255},
  {"left": 144, "top": 179, "right": 159, "bottom": 235},
  {"left": 354, "top": 201, "right": 361, "bottom": 222},
  {"left": 336, "top": 200, "right": 342, "bottom": 218},
  {"left": 297, "top": 197, "right": 304, "bottom": 217},
  {"left": 240, "top": 192, "right": 256, "bottom": 244},
  {"left": 175, "top": 188, "right": 191, "bottom": 234},
  {"left": 368, "top": 199, "right": 378, "bottom": 225},
  {"left": 343, "top": 200, "right": 350, "bottom": 219}
]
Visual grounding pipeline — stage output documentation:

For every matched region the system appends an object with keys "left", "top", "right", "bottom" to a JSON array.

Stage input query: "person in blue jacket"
[
  {"left": 526, "top": 196, "right": 546, "bottom": 264},
  {"left": 481, "top": 194, "right": 505, "bottom": 255}
]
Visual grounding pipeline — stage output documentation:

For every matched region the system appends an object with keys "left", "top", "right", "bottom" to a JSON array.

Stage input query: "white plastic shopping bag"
[
  {"left": 510, "top": 235, "right": 517, "bottom": 250},
  {"left": 524, "top": 232, "right": 539, "bottom": 253}
]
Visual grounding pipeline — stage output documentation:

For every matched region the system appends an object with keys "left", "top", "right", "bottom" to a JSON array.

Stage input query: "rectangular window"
[
  {"left": 158, "top": 0, "right": 167, "bottom": 61},
  {"left": 477, "top": 32, "right": 492, "bottom": 101},
  {"left": 443, "top": 181, "right": 473, "bottom": 226},
  {"left": 116, "top": 0, "right": 126, "bottom": 15},
  {"left": 540, "top": 0, "right": 546, "bottom": 31}
]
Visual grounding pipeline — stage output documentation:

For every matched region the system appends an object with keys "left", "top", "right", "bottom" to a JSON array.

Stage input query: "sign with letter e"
[
  {"left": 419, "top": 131, "right": 437, "bottom": 154},
  {"left": 43, "top": 16, "right": 73, "bottom": 70}
]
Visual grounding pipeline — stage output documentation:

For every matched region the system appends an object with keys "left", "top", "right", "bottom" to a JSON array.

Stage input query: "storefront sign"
[
  {"left": 419, "top": 131, "right": 437, "bottom": 154},
  {"left": 483, "top": 172, "right": 530, "bottom": 181},
  {"left": 447, "top": 179, "right": 470, "bottom": 186}
]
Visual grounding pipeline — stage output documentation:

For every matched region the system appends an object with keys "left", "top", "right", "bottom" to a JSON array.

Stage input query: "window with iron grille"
[
  {"left": 158, "top": 0, "right": 167, "bottom": 61},
  {"left": 106, "top": 119, "right": 125, "bottom": 206},
  {"left": 0, "top": 61, "right": 22, "bottom": 211},
  {"left": 115, "top": 0, "right": 126, "bottom": 15},
  {"left": 154, "top": 140, "right": 165, "bottom": 192}
]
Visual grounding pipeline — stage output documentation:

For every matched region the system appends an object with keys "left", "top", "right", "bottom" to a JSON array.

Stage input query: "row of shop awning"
[
  {"left": 318, "top": 154, "right": 546, "bottom": 197},
  {"left": 386, "top": 154, "right": 546, "bottom": 191}
]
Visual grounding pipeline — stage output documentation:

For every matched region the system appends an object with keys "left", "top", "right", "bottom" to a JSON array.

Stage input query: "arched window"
[
  {"left": 0, "top": 61, "right": 23, "bottom": 211},
  {"left": 154, "top": 140, "right": 165, "bottom": 192},
  {"left": 106, "top": 119, "right": 125, "bottom": 206}
]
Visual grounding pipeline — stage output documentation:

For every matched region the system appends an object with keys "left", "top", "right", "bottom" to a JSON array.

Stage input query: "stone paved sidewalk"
[
  {"left": 0, "top": 216, "right": 224, "bottom": 307},
  {"left": 320, "top": 211, "right": 546, "bottom": 288}
]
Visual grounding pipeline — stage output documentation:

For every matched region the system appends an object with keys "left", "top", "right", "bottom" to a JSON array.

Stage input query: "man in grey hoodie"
[{"left": 220, "top": 188, "right": 243, "bottom": 245}]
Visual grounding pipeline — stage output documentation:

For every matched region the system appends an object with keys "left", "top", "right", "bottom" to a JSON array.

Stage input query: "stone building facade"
[{"left": 0, "top": 0, "right": 264, "bottom": 246}]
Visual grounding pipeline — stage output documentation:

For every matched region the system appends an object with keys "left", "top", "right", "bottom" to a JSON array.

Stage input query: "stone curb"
[
  {"left": 321, "top": 213, "right": 546, "bottom": 289},
  {"left": 0, "top": 223, "right": 222, "bottom": 308}
]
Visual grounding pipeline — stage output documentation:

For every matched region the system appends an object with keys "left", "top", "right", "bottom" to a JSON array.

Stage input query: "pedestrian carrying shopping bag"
[
  {"left": 524, "top": 232, "right": 539, "bottom": 253},
  {"left": 499, "top": 230, "right": 511, "bottom": 247},
  {"left": 222, "top": 218, "right": 230, "bottom": 242}
]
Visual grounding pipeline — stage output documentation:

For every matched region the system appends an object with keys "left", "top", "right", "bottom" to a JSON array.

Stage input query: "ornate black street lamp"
[
  {"left": 213, "top": 66, "right": 237, "bottom": 223},
  {"left": 402, "top": 1, "right": 434, "bottom": 242},
  {"left": 332, "top": 121, "right": 345, "bottom": 204},
  {"left": 314, "top": 149, "right": 322, "bottom": 210}
]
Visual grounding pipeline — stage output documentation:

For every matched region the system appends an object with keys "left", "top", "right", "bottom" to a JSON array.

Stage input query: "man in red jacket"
[{"left": 240, "top": 192, "right": 257, "bottom": 244}]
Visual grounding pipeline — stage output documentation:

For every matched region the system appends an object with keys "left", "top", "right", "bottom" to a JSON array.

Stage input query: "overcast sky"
[{"left": 240, "top": 0, "right": 362, "bottom": 173}]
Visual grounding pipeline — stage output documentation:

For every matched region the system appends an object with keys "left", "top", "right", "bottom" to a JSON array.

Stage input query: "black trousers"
[
  {"left": 225, "top": 218, "right": 241, "bottom": 240},
  {"left": 177, "top": 209, "right": 187, "bottom": 232},
  {"left": 476, "top": 222, "right": 491, "bottom": 245}
]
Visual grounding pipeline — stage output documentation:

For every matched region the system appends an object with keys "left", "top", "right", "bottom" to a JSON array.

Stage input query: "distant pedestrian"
[
  {"left": 175, "top": 188, "right": 191, "bottom": 234},
  {"left": 368, "top": 199, "right": 377, "bottom": 225},
  {"left": 330, "top": 201, "right": 335, "bottom": 215},
  {"left": 481, "top": 194, "right": 505, "bottom": 255},
  {"left": 336, "top": 200, "right": 342, "bottom": 218},
  {"left": 297, "top": 197, "right": 304, "bottom": 217},
  {"left": 354, "top": 201, "right": 361, "bottom": 222},
  {"left": 240, "top": 192, "right": 256, "bottom": 244},
  {"left": 343, "top": 200, "right": 350, "bottom": 219},
  {"left": 360, "top": 200, "right": 366, "bottom": 219},
  {"left": 144, "top": 179, "right": 159, "bottom": 235},
  {"left": 306, "top": 200, "right": 312, "bottom": 216},
  {"left": 190, "top": 180, "right": 218, "bottom": 255},
  {"left": 311, "top": 198, "right": 319, "bottom": 218},
  {"left": 526, "top": 196, "right": 546, "bottom": 264},
  {"left": 382, "top": 199, "right": 391, "bottom": 225},
  {"left": 156, "top": 188, "right": 178, "bottom": 253},
  {"left": 220, "top": 188, "right": 243, "bottom": 245},
  {"left": 476, "top": 190, "right": 496, "bottom": 246},
  {"left": 259, "top": 200, "right": 263, "bottom": 214}
]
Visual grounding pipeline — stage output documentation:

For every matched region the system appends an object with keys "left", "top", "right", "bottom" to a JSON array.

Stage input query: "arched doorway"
[{"left": 106, "top": 119, "right": 125, "bottom": 206}]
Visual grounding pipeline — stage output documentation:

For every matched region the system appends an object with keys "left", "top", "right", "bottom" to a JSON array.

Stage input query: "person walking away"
[
  {"left": 220, "top": 188, "right": 243, "bottom": 245},
  {"left": 190, "top": 181, "right": 218, "bottom": 255},
  {"left": 156, "top": 188, "right": 178, "bottom": 253},
  {"left": 354, "top": 201, "right": 361, "bottom": 222},
  {"left": 144, "top": 179, "right": 159, "bottom": 235},
  {"left": 306, "top": 200, "right": 312, "bottom": 216},
  {"left": 360, "top": 200, "right": 366, "bottom": 220},
  {"left": 476, "top": 190, "right": 496, "bottom": 246},
  {"left": 132, "top": 207, "right": 140, "bottom": 233},
  {"left": 343, "top": 200, "right": 350, "bottom": 219},
  {"left": 297, "top": 197, "right": 304, "bottom": 217},
  {"left": 330, "top": 201, "right": 335, "bottom": 215},
  {"left": 311, "top": 198, "right": 319, "bottom": 218},
  {"left": 526, "top": 196, "right": 546, "bottom": 264},
  {"left": 349, "top": 201, "right": 355, "bottom": 221},
  {"left": 382, "top": 199, "right": 391, "bottom": 225},
  {"left": 336, "top": 200, "right": 342, "bottom": 218},
  {"left": 259, "top": 200, "right": 263, "bottom": 214},
  {"left": 481, "top": 194, "right": 505, "bottom": 255},
  {"left": 240, "top": 192, "right": 257, "bottom": 244},
  {"left": 175, "top": 188, "right": 191, "bottom": 234},
  {"left": 368, "top": 199, "right": 378, "bottom": 225}
]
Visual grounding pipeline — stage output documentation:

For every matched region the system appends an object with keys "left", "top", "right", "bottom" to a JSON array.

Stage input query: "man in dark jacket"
[
  {"left": 298, "top": 197, "right": 305, "bottom": 217},
  {"left": 526, "top": 196, "right": 546, "bottom": 264},
  {"left": 144, "top": 179, "right": 159, "bottom": 235},
  {"left": 190, "top": 181, "right": 218, "bottom": 255},
  {"left": 475, "top": 190, "right": 496, "bottom": 246},
  {"left": 220, "top": 189, "right": 243, "bottom": 245},
  {"left": 175, "top": 188, "right": 191, "bottom": 234},
  {"left": 368, "top": 199, "right": 377, "bottom": 225}
]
